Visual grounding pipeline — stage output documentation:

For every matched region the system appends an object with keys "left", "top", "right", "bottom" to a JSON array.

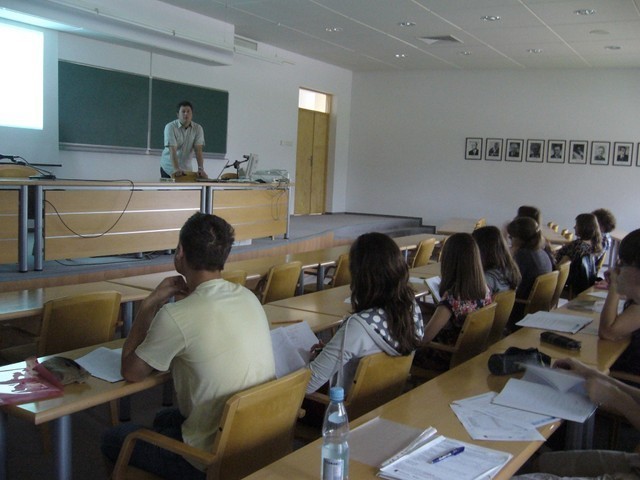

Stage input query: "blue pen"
[{"left": 429, "top": 446, "right": 465, "bottom": 464}]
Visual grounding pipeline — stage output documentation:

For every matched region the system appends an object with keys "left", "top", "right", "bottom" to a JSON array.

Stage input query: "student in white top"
[{"left": 306, "top": 232, "right": 424, "bottom": 394}]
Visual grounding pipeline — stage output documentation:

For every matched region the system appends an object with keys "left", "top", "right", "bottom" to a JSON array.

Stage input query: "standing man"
[
  {"left": 102, "top": 213, "right": 275, "bottom": 478},
  {"left": 161, "top": 100, "right": 208, "bottom": 179}
]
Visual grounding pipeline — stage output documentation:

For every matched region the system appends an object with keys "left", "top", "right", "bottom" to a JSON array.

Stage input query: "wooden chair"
[
  {"left": 38, "top": 291, "right": 121, "bottom": 356},
  {"left": 221, "top": 269, "right": 247, "bottom": 286},
  {"left": 112, "top": 368, "right": 311, "bottom": 480},
  {"left": 305, "top": 351, "right": 415, "bottom": 421},
  {"left": 474, "top": 218, "right": 487, "bottom": 229},
  {"left": 304, "top": 253, "right": 351, "bottom": 293},
  {"left": 566, "top": 254, "right": 597, "bottom": 299},
  {"left": 550, "top": 260, "right": 571, "bottom": 309},
  {"left": 411, "top": 303, "right": 497, "bottom": 382},
  {"left": 516, "top": 270, "right": 559, "bottom": 316},
  {"left": 258, "top": 261, "right": 302, "bottom": 304},
  {"left": 485, "top": 290, "right": 516, "bottom": 348},
  {"left": 411, "top": 238, "right": 436, "bottom": 268},
  {"left": 0, "top": 165, "right": 38, "bottom": 177}
]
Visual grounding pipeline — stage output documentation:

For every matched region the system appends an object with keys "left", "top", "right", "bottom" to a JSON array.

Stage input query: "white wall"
[
  {"left": 348, "top": 69, "right": 640, "bottom": 233},
  {"left": 13, "top": 30, "right": 352, "bottom": 211}
]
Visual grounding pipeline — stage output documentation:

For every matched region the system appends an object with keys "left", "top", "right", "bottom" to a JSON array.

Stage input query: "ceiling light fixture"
[
  {"left": 574, "top": 9, "right": 596, "bottom": 16},
  {"left": 324, "top": 27, "right": 343, "bottom": 32},
  {"left": 527, "top": 48, "right": 543, "bottom": 54},
  {"left": 589, "top": 29, "right": 609, "bottom": 35},
  {"left": 398, "top": 21, "right": 415, "bottom": 27},
  {"left": 605, "top": 45, "right": 621, "bottom": 50},
  {"left": 395, "top": 53, "right": 407, "bottom": 58},
  {"left": 459, "top": 51, "right": 472, "bottom": 56},
  {"left": 481, "top": 15, "right": 501, "bottom": 21}
]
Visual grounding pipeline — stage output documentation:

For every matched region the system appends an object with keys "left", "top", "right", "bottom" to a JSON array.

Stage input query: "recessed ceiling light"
[
  {"left": 605, "top": 45, "right": 622, "bottom": 50},
  {"left": 324, "top": 27, "right": 343, "bottom": 32},
  {"left": 481, "top": 15, "right": 501, "bottom": 21},
  {"left": 574, "top": 9, "right": 596, "bottom": 16},
  {"left": 589, "top": 29, "right": 609, "bottom": 35},
  {"left": 458, "top": 51, "right": 472, "bottom": 56},
  {"left": 527, "top": 48, "right": 543, "bottom": 54},
  {"left": 395, "top": 53, "right": 407, "bottom": 58},
  {"left": 398, "top": 21, "right": 415, "bottom": 27}
]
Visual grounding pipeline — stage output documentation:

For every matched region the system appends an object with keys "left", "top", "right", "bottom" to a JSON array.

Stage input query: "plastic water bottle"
[{"left": 321, "top": 386, "right": 349, "bottom": 480}]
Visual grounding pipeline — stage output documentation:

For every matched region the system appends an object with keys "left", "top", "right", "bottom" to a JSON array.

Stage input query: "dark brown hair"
[
  {"left": 592, "top": 208, "right": 616, "bottom": 234},
  {"left": 179, "top": 213, "right": 234, "bottom": 271},
  {"left": 507, "top": 216, "right": 544, "bottom": 250},
  {"left": 575, "top": 213, "right": 603, "bottom": 254},
  {"left": 349, "top": 232, "right": 421, "bottom": 354},
  {"left": 517, "top": 205, "right": 541, "bottom": 225},
  {"left": 439, "top": 233, "right": 487, "bottom": 300},
  {"left": 472, "top": 226, "right": 521, "bottom": 289},
  {"left": 619, "top": 228, "right": 640, "bottom": 269}
]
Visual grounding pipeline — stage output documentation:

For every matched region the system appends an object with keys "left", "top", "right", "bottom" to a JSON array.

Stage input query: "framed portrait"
[
  {"left": 590, "top": 141, "right": 610, "bottom": 165},
  {"left": 505, "top": 139, "right": 523, "bottom": 162},
  {"left": 547, "top": 140, "right": 566, "bottom": 164},
  {"left": 485, "top": 138, "right": 503, "bottom": 161},
  {"left": 465, "top": 137, "right": 482, "bottom": 160},
  {"left": 568, "top": 140, "right": 588, "bottom": 165},
  {"left": 613, "top": 142, "right": 633, "bottom": 167},
  {"left": 526, "top": 139, "right": 544, "bottom": 163}
]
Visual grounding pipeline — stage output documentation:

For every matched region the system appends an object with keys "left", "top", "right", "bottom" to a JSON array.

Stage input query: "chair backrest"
[
  {"left": 567, "top": 254, "right": 597, "bottom": 298},
  {"left": 345, "top": 352, "right": 414, "bottom": 420},
  {"left": 474, "top": 218, "right": 487, "bottom": 229},
  {"left": 209, "top": 368, "right": 310, "bottom": 480},
  {"left": 330, "top": 253, "right": 351, "bottom": 288},
  {"left": 485, "top": 290, "right": 516, "bottom": 347},
  {"left": 523, "top": 270, "right": 559, "bottom": 316},
  {"left": 0, "top": 165, "right": 38, "bottom": 178},
  {"left": 550, "top": 260, "right": 571, "bottom": 309},
  {"left": 450, "top": 303, "right": 496, "bottom": 368},
  {"left": 260, "top": 261, "right": 302, "bottom": 304},
  {"left": 38, "top": 291, "right": 121, "bottom": 356},
  {"left": 411, "top": 238, "right": 436, "bottom": 268},
  {"left": 222, "top": 269, "right": 248, "bottom": 286}
]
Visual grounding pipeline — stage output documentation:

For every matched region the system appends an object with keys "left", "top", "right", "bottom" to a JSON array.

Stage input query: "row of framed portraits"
[{"left": 465, "top": 138, "right": 639, "bottom": 166}]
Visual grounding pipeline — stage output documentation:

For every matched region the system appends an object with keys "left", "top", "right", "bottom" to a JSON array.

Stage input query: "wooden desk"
[
  {"left": 393, "top": 233, "right": 447, "bottom": 251},
  {"left": 268, "top": 283, "right": 430, "bottom": 318},
  {"left": 437, "top": 217, "right": 483, "bottom": 235},
  {"left": 0, "top": 340, "right": 169, "bottom": 480},
  {"left": 409, "top": 262, "right": 440, "bottom": 279},
  {"left": 263, "top": 304, "right": 342, "bottom": 334},
  {"left": 0, "top": 282, "right": 150, "bottom": 335}
]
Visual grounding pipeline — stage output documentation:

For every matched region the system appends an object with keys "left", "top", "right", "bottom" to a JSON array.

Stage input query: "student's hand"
[
  {"left": 197, "top": 168, "right": 208, "bottom": 179},
  {"left": 552, "top": 358, "right": 597, "bottom": 379},
  {"left": 309, "top": 342, "right": 325, "bottom": 361},
  {"left": 147, "top": 275, "right": 189, "bottom": 308},
  {"left": 172, "top": 169, "right": 185, "bottom": 178}
]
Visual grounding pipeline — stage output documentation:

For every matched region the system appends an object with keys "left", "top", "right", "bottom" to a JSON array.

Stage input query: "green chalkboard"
[
  {"left": 58, "top": 61, "right": 229, "bottom": 155},
  {"left": 151, "top": 79, "right": 228, "bottom": 155},
  {"left": 58, "top": 61, "right": 149, "bottom": 148}
]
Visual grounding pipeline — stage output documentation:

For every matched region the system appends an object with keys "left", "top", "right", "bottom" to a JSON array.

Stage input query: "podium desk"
[{"left": 0, "top": 340, "right": 169, "bottom": 480}]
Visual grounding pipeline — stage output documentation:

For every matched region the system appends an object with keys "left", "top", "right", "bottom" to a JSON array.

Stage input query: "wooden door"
[{"left": 295, "top": 109, "right": 328, "bottom": 214}]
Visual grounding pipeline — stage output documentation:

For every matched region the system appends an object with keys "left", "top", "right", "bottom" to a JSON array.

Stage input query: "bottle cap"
[{"left": 329, "top": 386, "right": 344, "bottom": 402}]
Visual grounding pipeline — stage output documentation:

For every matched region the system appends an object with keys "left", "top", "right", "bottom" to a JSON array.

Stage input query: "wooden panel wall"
[{"left": 0, "top": 190, "right": 19, "bottom": 264}]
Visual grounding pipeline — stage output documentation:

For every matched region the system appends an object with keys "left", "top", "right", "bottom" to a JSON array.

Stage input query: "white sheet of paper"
[
  {"left": 270, "top": 321, "right": 318, "bottom": 378},
  {"left": 450, "top": 404, "right": 545, "bottom": 441},
  {"left": 452, "top": 391, "right": 556, "bottom": 428},
  {"left": 75, "top": 347, "right": 123, "bottom": 382},
  {"left": 516, "top": 311, "right": 592, "bottom": 333},
  {"left": 425, "top": 276, "right": 441, "bottom": 303}
]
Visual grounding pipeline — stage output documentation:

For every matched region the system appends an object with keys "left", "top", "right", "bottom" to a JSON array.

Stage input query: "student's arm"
[
  {"left": 586, "top": 377, "right": 640, "bottom": 431},
  {"left": 194, "top": 144, "right": 207, "bottom": 178},
  {"left": 422, "top": 305, "right": 452, "bottom": 344},
  {"left": 169, "top": 146, "right": 183, "bottom": 177},
  {"left": 599, "top": 268, "right": 640, "bottom": 341},
  {"left": 121, "top": 275, "right": 188, "bottom": 382}
]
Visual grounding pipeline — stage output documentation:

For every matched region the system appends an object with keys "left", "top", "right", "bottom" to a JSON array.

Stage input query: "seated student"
[
  {"left": 306, "top": 232, "right": 424, "bottom": 394},
  {"left": 472, "top": 225, "right": 521, "bottom": 294},
  {"left": 516, "top": 205, "right": 556, "bottom": 268},
  {"left": 414, "top": 233, "right": 492, "bottom": 371},
  {"left": 592, "top": 207, "right": 617, "bottom": 268},
  {"left": 555, "top": 213, "right": 603, "bottom": 265},
  {"left": 507, "top": 217, "right": 553, "bottom": 325},
  {"left": 101, "top": 213, "right": 275, "bottom": 479},
  {"left": 598, "top": 228, "right": 640, "bottom": 375},
  {"left": 513, "top": 357, "right": 640, "bottom": 480}
]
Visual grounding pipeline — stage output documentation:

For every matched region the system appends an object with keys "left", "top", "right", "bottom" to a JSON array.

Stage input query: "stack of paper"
[
  {"left": 377, "top": 433, "right": 512, "bottom": 480},
  {"left": 516, "top": 311, "right": 592, "bottom": 333},
  {"left": 492, "top": 364, "right": 596, "bottom": 423},
  {"left": 75, "top": 347, "right": 123, "bottom": 382}
]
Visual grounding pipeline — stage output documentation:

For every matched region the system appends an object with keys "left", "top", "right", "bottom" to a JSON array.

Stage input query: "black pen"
[{"left": 429, "top": 446, "right": 465, "bottom": 464}]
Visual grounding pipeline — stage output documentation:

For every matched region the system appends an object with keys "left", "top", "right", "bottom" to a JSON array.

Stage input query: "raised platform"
[{"left": 0, "top": 213, "right": 432, "bottom": 292}]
